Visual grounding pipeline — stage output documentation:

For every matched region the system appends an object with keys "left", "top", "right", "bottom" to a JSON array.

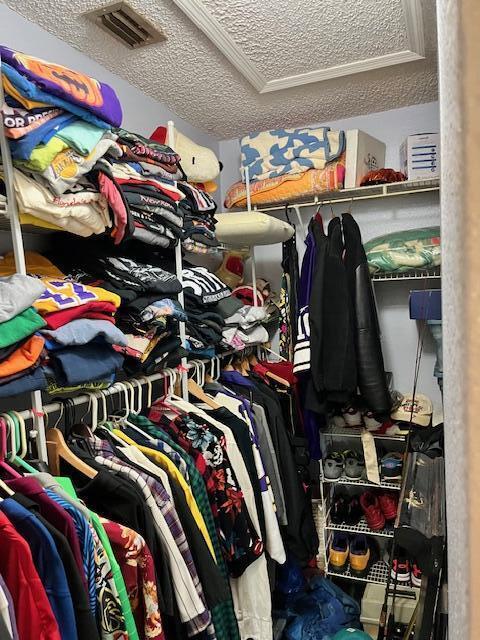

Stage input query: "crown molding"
[{"left": 172, "top": 0, "right": 426, "bottom": 93}]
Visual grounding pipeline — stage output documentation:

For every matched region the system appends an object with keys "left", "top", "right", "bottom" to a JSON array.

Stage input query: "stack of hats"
[{"left": 0, "top": 273, "right": 47, "bottom": 397}]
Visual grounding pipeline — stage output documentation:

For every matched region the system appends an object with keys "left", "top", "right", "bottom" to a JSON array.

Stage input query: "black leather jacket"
[{"left": 342, "top": 214, "right": 392, "bottom": 416}]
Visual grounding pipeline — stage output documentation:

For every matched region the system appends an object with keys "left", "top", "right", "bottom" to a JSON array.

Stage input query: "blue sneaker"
[{"left": 380, "top": 452, "right": 404, "bottom": 480}]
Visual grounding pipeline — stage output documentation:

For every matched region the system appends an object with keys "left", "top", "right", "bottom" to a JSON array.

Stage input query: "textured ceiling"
[
  {"left": 203, "top": 0, "right": 410, "bottom": 77},
  {"left": 4, "top": 0, "right": 438, "bottom": 138}
]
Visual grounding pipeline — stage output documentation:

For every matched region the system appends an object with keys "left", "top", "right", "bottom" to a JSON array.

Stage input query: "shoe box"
[{"left": 360, "top": 583, "right": 420, "bottom": 627}]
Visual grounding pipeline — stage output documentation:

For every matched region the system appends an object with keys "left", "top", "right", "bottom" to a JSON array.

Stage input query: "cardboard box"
[
  {"left": 400, "top": 133, "right": 440, "bottom": 180},
  {"left": 344, "top": 129, "right": 386, "bottom": 188},
  {"left": 409, "top": 289, "right": 442, "bottom": 321}
]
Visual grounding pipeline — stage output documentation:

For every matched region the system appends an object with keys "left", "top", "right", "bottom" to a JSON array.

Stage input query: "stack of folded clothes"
[
  {"left": 0, "top": 45, "right": 127, "bottom": 238},
  {"left": 1, "top": 46, "right": 219, "bottom": 251},
  {"left": 0, "top": 252, "right": 125, "bottom": 394},
  {"left": 49, "top": 238, "right": 186, "bottom": 375},
  {"left": 0, "top": 273, "right": 47, "bottom": 397},
  {"left": 178, "top": 182, "right": 219, "bottom": 254}
]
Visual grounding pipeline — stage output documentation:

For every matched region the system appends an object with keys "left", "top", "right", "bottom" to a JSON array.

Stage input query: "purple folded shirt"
[{"left": 0, "top": 46, "right": 122, "bottom": 127}]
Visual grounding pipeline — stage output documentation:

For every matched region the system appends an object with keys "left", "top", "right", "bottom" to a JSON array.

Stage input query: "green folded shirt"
[{"left": 0, "top": 306, "right": 46, "bottom": 348}]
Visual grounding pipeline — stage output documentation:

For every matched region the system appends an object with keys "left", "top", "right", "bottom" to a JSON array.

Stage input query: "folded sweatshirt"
[
  {"left": 0, "top": 275, "right": 46, "bottom": 323},
  {"left": 0, "top": 307, "right": 46, "bottom": 348},
  {"left": 0, "top": 335, "right": 44, "bottom": 377},
  {"left": 50, "top": 344, "right": 124, "bottom": 386}
]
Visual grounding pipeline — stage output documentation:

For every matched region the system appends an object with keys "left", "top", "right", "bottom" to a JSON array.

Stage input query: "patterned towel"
[{"left": 240, "top": 126, "right": 345, "bottom": 182}]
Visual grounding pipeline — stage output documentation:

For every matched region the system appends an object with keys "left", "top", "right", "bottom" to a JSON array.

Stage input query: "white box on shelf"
[
  {"left": 361, "top": 583, "right": 420, "bottom": 626},
  {"left": 400, "top": 133, "right": 440, "bottom": 180},
  {"left": 344, "top": 130, "right": 386, "bottom": 188}
]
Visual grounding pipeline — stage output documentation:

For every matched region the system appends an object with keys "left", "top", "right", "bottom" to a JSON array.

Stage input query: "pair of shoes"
[
  {"left": 329, "top": 533, "right": 375, "bottom": 577},
  {"left": 335, "top": 405, "right": 394, "bottom": 433},
  {"left": 360, "top": 491, "right": 398, "bottom": 531},
  {"left": 379, "top": 452, "right": 404, "bottom": 480},
  {"left": 330, "top": 494, "right": 363, "bottom": 525},
  {"left": 391, "top": 549, "right": 422, "bottom": 586},
  {"left": 324, "top": 450, "right": 366, "bottom": 480}
]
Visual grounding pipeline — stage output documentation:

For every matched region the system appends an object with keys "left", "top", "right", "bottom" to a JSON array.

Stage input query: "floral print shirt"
[
  {"left": 165, "top": 414, "right": 263, "bottom": 578},
  {"left": 101, "top": 519, "right": 165, "bottom": 640}
]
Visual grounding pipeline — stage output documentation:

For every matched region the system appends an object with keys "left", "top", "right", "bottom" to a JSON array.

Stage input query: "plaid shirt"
[
  {"left": 126, "top": 416, "right": 240, "bottom": 640},
  {"left": 89, "top": 436, "right": 214, "bottom": 639}
]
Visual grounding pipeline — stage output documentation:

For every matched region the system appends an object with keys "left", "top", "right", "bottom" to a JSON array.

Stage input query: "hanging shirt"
[
  {"left": 0, "top": 575, "right": 18, "bottom": 640},
  {"left": 123, "top": 415, "right": 240, "bottom": 640},
  {"left": 6, "top": 476, "right": 88, "bottom": 591},
  {"left": 87, "top": 441, "right": 211, "bottom": 638},
  {"left": 101, "top": 518, "right": 164, "bottom": 640},
  {"left": 0, "top": 511, "right": 62, "bottom": 640},
  {"left": 0, "top": 499, "right": 78, "bottom": 640}
]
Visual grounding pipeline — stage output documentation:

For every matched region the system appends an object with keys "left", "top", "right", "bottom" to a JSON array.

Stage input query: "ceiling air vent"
[{"left": 85, "top": 2, "right": 166, "bottom": 49}]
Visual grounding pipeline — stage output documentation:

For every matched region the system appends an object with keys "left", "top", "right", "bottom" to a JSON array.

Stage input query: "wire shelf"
[
  {"left": 372, "top": 267, "right": 441, "bottom": 282},
  {"left": 246, "top": 178, "right": 440, "bottom": 213},
  {"left": 326, "top": 516, "right": 395, "bottom": 538},
  {"left": 323, "top": 424, "right": 408, "bottom": 441},
  {"left": 321, "top": 472, "right": 402, "bottom": 491},
  {"left": 327, "top": 560, "right": 390, "bottom": 585}
]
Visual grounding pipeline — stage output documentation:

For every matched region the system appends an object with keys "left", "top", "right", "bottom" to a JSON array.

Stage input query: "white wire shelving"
[
  {"left": 372, "top": 267, "right": 441, "bottom": 282},
  {"left": 323, "top": 424, "right": 408, "bottom": 441},
  {"left": 250, "top": 178, "right": 439, "bottom": 214},
  {"left": 320, "top": 472, "right": 402, "bottom": 491},
  {"left": 326, "top": 560, "right": 390, "bottom": 585},
  {"left": 325, "top": 516, "right": 395, "bottom": 538}
]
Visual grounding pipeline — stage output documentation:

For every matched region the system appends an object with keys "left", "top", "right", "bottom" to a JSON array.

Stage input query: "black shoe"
[
  {"left": 330, "top": 495, "right": 348, "bottom": 524},
  {"left": 344, "top": 496, "right": 363, "bottom": 525}
]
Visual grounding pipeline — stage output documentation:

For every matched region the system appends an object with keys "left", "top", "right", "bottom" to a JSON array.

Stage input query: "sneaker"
[
  {"left": 391, "top": 550, "right": 411, "bottom": 583},
  {"left": 331, "top": 412, "right": 346, "bottom": 428},
  {"left": 329, "top": 532, "right": 349, "bottom": 572},
  {"left": 344, "top": 450, "right": 366, "bottom": 479},
  {"left": 323, "top": 452, "right": 345, "bottom": 480},
  {"left": 380, "top": 452, "right": 404, "bottom": 480},
  {"left": 344, "top": 496, "right": 363, "bottom": 526},
  {"left": 378, "top": 492, "right": 399, "bottom": 521},
  {"left": 411, "top": 559, "right": 422, "bottom": 587},
  {"left": 349, "top": 534, "right": 371, "bottom": 577},
  {"left": 363, "top": 410, "right": 383, "bottom": 431},
  {"left": 385, "top": 422, "right": 410, "bottom": 437},
  {"left": 343, "top": 405, "right": 363, "bottom": 427},
  {"left": 360, "top": 491, "right": 386, "bottom": 531},
  {"left": 330, "top": 495, "right": 348, "bottom": 524}
]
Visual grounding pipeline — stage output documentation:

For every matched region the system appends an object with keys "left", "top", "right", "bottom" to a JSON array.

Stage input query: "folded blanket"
[
  {"left": 225, "top": 159, "right": 345, "bottom": 209},
  {"left": 240, "top": 126, "right": 345, "bottom": 182}
]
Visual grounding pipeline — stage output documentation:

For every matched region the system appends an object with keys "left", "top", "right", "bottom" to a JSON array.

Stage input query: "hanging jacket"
[{"left": 342, "top": 213, "right": 391, "bottom": 416}]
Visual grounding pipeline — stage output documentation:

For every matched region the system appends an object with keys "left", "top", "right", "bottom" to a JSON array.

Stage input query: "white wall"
[
  {"left": 219, "top": 102, "right": 442, "bottom": 409},
  {"left": 0, "top": 4, "right": 218, "bottom": 151}
]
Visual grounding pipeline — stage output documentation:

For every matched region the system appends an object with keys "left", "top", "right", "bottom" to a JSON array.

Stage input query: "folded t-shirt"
[
  {"left": 42, "top": 319, "right": 127, "bottom": 348},
  {"left": 0, "top": 274, "right": 46, "bottom": 323},
  {"left": 50, "top": 344, "right": 124, "bottom": 386},
  {"left": 0, "top": 307, "right": 46, "bottom": 348}
]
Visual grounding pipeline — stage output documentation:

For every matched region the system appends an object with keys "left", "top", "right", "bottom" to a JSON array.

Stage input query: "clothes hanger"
[
  {"left": 6, "top": 411, "right": 37, "bottom": 474},
  {"left": 186, "top": 360, "right": 221, "bottom": 410},
  {"left": 0, "top": 413, "right": 17, "bottom": 463},
  {"left": 0, "top": 418, "right": 20, "bottom": 490},
  {"left": 46, "top": 400, "right": 97, "bottom": 479}
]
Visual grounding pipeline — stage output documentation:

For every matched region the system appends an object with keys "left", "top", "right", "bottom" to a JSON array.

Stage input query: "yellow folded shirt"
[
  {"left": 112, "top": 429, "right": 215, "bottom": 559},
  {"left": 19, "top": 213, "right": 64, "bottom": 231},
  {"left": 17, "top": 136, "right": 68, "bottom": 173}
]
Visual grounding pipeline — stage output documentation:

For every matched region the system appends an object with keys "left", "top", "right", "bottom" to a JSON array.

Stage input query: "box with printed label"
[
  {"left": 400, "top": 133, "right": 440, "bottom": 180},
  {"left": 344, "top": 130, "right": 386, "bottom": 188}
]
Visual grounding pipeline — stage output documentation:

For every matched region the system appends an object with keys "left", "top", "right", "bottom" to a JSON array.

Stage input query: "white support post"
[
  {"left": 167, "top": 120, "right": 188, "bottom": 399},
  {"left": 244, "top": 166, "right": 259, "bottom": 309},
  {"left": 0, "top": 56, "right": 48, "bottom": 462}
]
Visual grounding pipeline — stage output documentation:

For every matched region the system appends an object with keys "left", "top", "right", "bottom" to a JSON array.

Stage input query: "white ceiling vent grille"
[{"left": 85, "top": 2, "right": 166, "bottom": 49}]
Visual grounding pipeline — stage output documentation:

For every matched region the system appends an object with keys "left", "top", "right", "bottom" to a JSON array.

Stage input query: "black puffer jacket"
[{"left": 342, "top": 213, "right": 391, "bottom": 416}]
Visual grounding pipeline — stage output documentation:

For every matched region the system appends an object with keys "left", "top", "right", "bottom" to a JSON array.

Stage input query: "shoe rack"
[{"left": 319, "top": 425, "right": 408, "bottom": 586}]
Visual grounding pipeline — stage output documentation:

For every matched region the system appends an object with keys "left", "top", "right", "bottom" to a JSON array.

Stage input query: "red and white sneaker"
[
  {"left": 343, "top": 405, "right": 363, "bottom": 427},
  {"left": 391, "top": 551, "right": 411, "bottom": 583},
  {"left": 411, "top": 559, "right": 422, "bottom": 587}
]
